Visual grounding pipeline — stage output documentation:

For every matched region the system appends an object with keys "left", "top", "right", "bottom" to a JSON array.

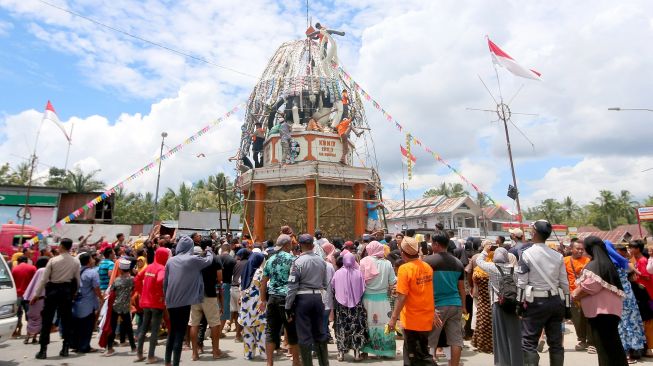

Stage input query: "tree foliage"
[{"left": 423, "top": 182, "right": 470, "bottom": 198}]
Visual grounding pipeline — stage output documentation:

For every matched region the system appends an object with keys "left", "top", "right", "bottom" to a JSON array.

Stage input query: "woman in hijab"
[
  {"left": 359, "top": 241, "right": 396, "bottom": 359},
  {"left": 475, "top": 245, "right": 522, "bottom": 366},
  {"left": 136, "top": 255, "right": 148, "bottom": 273},
  {"left": 238, "top": 252, "right": 266, "bottom": 360},
  {"left": 608, "top": 240, "right": 646, "bottom": 361},
  {"left": 322, "top": 242, "right": 337, "bottom": 270},
  {"left": 22, "top": 256, "right": 49, "bottom": 344},
  {"left": 331, "top": 252, "right": 368, "bottom": 361},
  {"left": 572, "top": 237, "right": 628, "bottom": 366},
  {"left": 471, "top": 240, "right": 493, "bottom": 354}
]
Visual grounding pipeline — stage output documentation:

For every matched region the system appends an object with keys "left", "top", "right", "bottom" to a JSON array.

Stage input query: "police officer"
[
  {"left": 285, "top": 233, "right": 329, "bottom": 366},
  {"left": 516, "top": 220, "right": 571, "bottom": 366},
  {"left": 32, "top": 238, "right": 81, "bottom": 359}
]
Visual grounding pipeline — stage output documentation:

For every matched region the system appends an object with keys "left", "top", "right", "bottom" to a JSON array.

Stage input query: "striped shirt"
[{"left": 98, "top": 258, "right": 114, "bottom": 291}]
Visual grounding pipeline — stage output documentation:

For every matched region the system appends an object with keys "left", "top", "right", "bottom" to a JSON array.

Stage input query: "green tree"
[
  {"left": 423, "top": 182, "right": 469, "bottom": 198},
  {"left": 9, "top": 162, "right": 33, "bottom": 185},
  {"left": 113, "top": 187, "right": 154, "bottom": 224},
  {"left": 44, "top": 167, "right": 68, "bottom": 188},
  {"left": 159, "top": 182, "right": 194, "bottom": 219},
  {"left": 538, "top": 198, "right": 563, "bottom": 224},
  {"left": 0, "top": 163, "right": 11, "bottom": 184},
  {"left": 561, "top": 196, "right": 579, "bottom": 222},
  {"left": 590, "top": 190, "right": 619, "bottom": 230},
  {"left": 63, "top": 167, "right": 105, "bottom": 192},
  {"left": 616, "top": 190, "right": 639, "bottom": 224}
]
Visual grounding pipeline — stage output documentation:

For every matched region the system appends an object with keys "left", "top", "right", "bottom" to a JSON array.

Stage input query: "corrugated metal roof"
[
  {"left": 384, "top": 196, "right": 473, "bottom": 220},
  {"left": 433, "top": 197, "right": 468, "bottom": 213}
]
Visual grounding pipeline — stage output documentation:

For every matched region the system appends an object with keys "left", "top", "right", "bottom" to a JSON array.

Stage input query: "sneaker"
[
  {"left": 575, "top": 341, "right": 588, "bottom": 351},
  {"left": 587, "top": 346, "right": 597, "bottom": 354}
]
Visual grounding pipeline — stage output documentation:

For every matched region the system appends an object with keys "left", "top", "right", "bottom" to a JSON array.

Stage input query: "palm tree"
[
  {"left": 423, "top": 182, "right": 469, "bottom": 198},
  {"left": 617, "top": 190, "right": 639, "bottom": 224},
  {"left": 538, "top": 198, "right": 563, "bottom": 223},
  {"left": 161, "top": 182, "right": 194, "bottom": 218},
  {"left": 593, "top": 190, "right": 619, "bottom": 230},
  {"left": 9, "top": 162, "right": 33, "bottom": 185},
  {"left": 0, "top": 163, "right": 10, "bottom": 184},
  {"left": 561, "top": 196, "right": 579, "bottom": 222},
  {"left": 63, "top": 167, "right": 105, "bottom": 192}
]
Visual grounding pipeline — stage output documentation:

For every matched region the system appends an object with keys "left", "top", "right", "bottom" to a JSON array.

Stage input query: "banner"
[
  {"left": 334, "top": 63, "right": 507, "bottom": 210},
  {"left": 29, "top": 103, "right": 244, "bottom": 245}
]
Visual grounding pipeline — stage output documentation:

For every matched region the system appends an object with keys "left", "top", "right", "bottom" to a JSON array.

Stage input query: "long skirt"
[
  {"left": 26, "top": 299, "right": 44, "bottom": 335},
  {"left": 361, "top": 292, "right": 396, "bottom": 357},
  {"left": 333, "top": 300, "right": 368, "bottom": 353},
  {"left": 492, "top": 303, "right": 522, "bottom": 366},
  {"left": 617, "top": 269, "right": 645, "bottom": 351},
  {"left": 471, "top": 277, "right": 493, "bottom": 353}
]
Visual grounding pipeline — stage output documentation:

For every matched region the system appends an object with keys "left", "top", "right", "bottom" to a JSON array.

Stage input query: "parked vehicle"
[
  {"left": 0, "top": 254, "right": 17, "bottom": 343},
  {"left": 0, "top": 224, "right": 41, "bottom": 258}
]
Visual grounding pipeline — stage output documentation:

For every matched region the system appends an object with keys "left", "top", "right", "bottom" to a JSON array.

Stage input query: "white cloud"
[
  {"left": 0, "top": 0, "right": 652, "bottom": 212},
  {"left": 0, "top": 20, "right": 12, "bottom": 36}
]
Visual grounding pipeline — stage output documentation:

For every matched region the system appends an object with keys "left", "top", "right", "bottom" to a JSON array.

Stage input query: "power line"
[{"left": 37, "top": 0, "right": 258, "bottom": 79}]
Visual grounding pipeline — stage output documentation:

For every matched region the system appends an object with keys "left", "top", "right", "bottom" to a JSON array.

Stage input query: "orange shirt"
[
  {"left": 396, "top": 259, "right": 434, "bottom": 331},
  {"left": 564, "top": 256, "right": 590, "bottom": 293},
  {"left": 337, "top": 118, "right": 351, "bottom": 136}
]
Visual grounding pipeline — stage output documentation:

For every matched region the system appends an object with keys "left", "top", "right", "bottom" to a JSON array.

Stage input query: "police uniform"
[
  {"left": 285, "top": 247, "right": 329, "bottom": 366},
  {"left": 517, "top": 242, "right": 570, "bottom": 366}
]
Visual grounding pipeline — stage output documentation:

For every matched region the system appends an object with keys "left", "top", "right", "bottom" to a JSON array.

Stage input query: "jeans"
[
  {"left": 137, "top": 308, "right": 163, "bottom": 358},
  {"left": 108, "top": 312, "right": 135, "bottom": 350},
  {"left": 165, "top": 305, "right": 191, "bottom": 366}
]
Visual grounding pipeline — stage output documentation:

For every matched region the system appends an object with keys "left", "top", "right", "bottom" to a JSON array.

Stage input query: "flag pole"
[
  {"left": 400, "top": 159, "right": 408, "bottom": 231},
  {"left": 63, "top": 121, "right": 74, "bottom": 173},
  {"left": 19, "top": 117, "right": 46, "bottom": 247}
]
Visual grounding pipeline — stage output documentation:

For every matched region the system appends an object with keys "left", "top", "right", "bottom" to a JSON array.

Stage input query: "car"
[{"left": 0, "top": 254, "right": 17, "bottom": 343}]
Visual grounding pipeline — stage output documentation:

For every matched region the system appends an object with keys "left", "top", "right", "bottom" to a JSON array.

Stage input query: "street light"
[
  {"left": 152, "top": 132, "right": 167, "bottom": 225},
  {"left": 608, "top": 107, "right": 653, "bottom": 112}
]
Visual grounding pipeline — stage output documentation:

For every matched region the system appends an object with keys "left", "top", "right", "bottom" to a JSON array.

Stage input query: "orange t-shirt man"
[
  {"left": 396, "top": 258, "right": 434, "bottom": 331},
  {"left": 564, "top": 255, "right": 590, "bottom": 293}
]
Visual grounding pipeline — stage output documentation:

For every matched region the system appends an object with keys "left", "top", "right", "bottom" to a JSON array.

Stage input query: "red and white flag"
[
  {"left": 487, "top": 38, "right": 541, "bottom": 81},
  {"left": 43, "top": 100, "right": 71, "bottom": 142},
  {"left": 400, "top": 145, "right": 416, "bottom": 165}
]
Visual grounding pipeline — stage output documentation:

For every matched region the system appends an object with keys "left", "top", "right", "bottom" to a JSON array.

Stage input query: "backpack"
[{"left": 495, "top": 265, "right": 518, "bottom": 313}]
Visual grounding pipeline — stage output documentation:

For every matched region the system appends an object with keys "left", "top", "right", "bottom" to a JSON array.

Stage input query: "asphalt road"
[{"left": 0, "top": 323, "right": 651, "bottom": 365}]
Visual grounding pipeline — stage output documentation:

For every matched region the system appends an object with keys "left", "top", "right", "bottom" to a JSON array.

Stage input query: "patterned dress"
[
  {"left": 617, "top": 267, "right": 646, "bottom": 352},
  {"left": 238, "top": 268, "right": 266, "bottom": 360},
  {"left": 333, "top": 299, "right": 368, "bottom": 354},
  {"left": 472, "top": 275, "right": 493, "bottom": 353}
]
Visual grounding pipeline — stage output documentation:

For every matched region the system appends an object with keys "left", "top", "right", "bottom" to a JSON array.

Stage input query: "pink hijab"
[
  {"left": 322, "top": 242, "right": 337, "bottom": 269},
  {"left": 360, "top": 241, "right": 384, "bottom": 282},
  {"left": 331, "top": 252, "right": 365, "bottom": 308}
]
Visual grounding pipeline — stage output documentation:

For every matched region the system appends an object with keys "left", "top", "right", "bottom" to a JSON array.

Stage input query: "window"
[{"left": 0, "top": 257, "right": 12, "bottom": 289}]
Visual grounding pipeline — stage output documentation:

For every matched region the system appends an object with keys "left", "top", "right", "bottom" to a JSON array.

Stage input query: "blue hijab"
[
  {"left": 241, "top": 252, "right": 265, "bottom": 290},
  {"left": 604, "top": 240, "right": 629, "bottom": 270}
]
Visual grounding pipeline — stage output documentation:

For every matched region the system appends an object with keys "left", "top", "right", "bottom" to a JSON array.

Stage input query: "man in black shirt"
[{"left": 189, "top": 239, "right": 225, "bottom": 360}]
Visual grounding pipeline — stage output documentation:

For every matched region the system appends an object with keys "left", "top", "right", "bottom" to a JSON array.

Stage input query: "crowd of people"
[{"left": 6, "top": 221, "right": 653, "bottom": 366}]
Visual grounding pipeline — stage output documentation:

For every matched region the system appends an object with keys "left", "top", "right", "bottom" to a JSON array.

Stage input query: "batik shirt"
[
  {"left": 263, "top": 251, "right": 295, "bottom": 296},
  {"left": 111, "top": 276, "right": 134, "bottom": 314}
]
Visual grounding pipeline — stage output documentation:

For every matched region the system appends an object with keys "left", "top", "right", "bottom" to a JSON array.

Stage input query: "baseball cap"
[
  {"left": 509, "top": 228, "right": 524, "bottom": 238},
  {"left": 118, "top": 258, "right": 131, "bottom": 270},
  {"left": 400, "top": 236, "right": 419, "bottom": 256}
]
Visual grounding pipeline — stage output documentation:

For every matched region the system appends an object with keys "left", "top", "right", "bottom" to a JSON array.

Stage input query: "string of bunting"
[
  {"left": 29, "top": 103, "right": 245, "bottom": 245},
  {"left": 335, "top": 63, "right": 507, "bottom": 210}
]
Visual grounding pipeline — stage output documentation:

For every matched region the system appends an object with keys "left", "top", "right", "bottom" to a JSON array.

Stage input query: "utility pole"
[
  {"left": 497, "top": 102, "right": 524, "bottom": 229},
  {"left": 152, "top": 132, "right": 167, "bottom": 225}
]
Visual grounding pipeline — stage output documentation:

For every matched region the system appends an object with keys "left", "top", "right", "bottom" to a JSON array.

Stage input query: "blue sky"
[{"left": 0, "top": 0, "right": 652, "bottom": 210}]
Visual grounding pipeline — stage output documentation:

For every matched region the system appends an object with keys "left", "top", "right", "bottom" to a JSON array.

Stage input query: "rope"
[{"left": 242, "top": 195, "right": 381, "bottom": 203}]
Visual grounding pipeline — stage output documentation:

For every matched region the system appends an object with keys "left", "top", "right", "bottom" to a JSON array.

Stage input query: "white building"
[{"left": 384, "top": 195, "right": 482, "bottom": 233}]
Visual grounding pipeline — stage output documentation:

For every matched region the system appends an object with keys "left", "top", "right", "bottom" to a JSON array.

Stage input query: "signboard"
[
  {"left": 0, "top": 194, "right": 59, "bottom": 206},
  {"left": 458, "top": 227, "right": 481, "bottom": 238},
  {"left": 0, "top": 206, "right": 57, "bottom": 229},
  {"left": 638, "top": 207, "right": 653, "bottom": 222}
]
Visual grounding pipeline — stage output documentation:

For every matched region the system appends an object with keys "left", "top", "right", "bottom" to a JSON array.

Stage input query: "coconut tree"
[
  {"left": 423, "top": 182, "right": 469, "bottom": 198},
  {"left": 617, "top": 190, "right": 639, "bottom": 224},
  {"left": 63, "top": 167, "right": 105, "bottom": 192},
  {"left": 561, "top": 196, "right": 580, "bottom": 222},
  {"left": 592, "top": 190, "right": 619, "bottom": 230}
]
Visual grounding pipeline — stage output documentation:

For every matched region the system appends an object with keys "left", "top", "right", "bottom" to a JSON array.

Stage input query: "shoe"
[
  {"left": 575, "top": 341, "right": 588, "bottom": 351},
  {"left": 35, "top": 345, "right": 47, "bottom": 360},
  {"left": 587, "top": 346, "right": 597, "bottom": 354},
  {"left": 60, "top": 343, "right": 69, "bottom": 357},
  {"left": 337, "top": 352, "right": 345, "bottom": 362}
]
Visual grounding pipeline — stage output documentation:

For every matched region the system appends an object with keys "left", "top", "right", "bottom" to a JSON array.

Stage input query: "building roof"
[
  {"left": 576, "top": 224, "right": 649, "bottom": 242},
  {"left": 384, "top": 196, "right": 477, "bottom": 220}
]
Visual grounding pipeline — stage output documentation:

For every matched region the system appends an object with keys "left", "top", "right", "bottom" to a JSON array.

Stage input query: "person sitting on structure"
[
  {"left": 279, "top": 118, "right": 293, "bottom": 165},
  {"left": 251, "top": 122, "right": 265, "bottom": 168}
]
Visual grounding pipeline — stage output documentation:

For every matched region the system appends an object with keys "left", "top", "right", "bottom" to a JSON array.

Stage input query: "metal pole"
[
  {"left": 151, "top": 132, "right": 167, "bottom": 225},
  {"left": 402, "top": 183, "right": 407, "bottom": 229},
  {"left": 637, "top": 208, "right": 643, "bottom": 238},
  {"left": 500, "top": 108, "right": 524, "bottom": 229},
  {"left": 19, "top": 118, "right": 46, "bottom": 247},
  {"left": 63, "top": 122, "right": 74, "bottom": 173}
]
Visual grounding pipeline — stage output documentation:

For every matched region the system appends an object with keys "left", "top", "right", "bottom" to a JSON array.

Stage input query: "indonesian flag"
[
  {"left": 400, "top": 145, "right": 416, "bottom": 165},
  {"left": 487, "top": 38, "right": 541, "bottom": 81},
  {"left": 43, "top": 100, "right": 71, "bottom": 142}
]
